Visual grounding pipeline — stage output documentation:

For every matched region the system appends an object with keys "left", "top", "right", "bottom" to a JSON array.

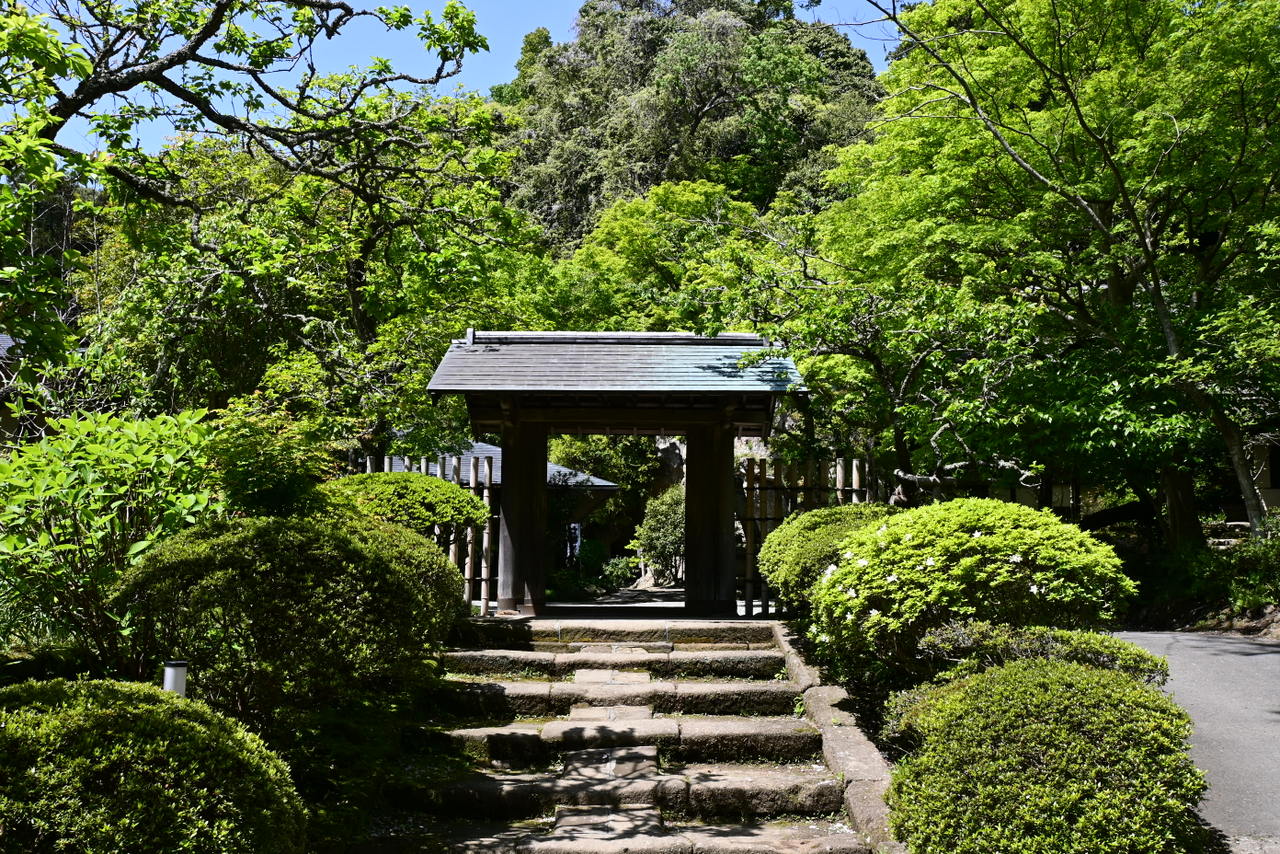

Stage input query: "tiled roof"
[{"left": 428, "top": 331, "right": 803, "bottom": 395}]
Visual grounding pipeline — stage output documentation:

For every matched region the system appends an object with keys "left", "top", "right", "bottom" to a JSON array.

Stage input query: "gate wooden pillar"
[
  {"left": 498, "top": 416, "right": 547, "bottom": 615},
  {"left": 685, "top": 420, "right": 737, "bottom": 617}
]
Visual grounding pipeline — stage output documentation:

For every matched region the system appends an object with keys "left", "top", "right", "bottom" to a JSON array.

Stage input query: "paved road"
[{"left": 1118, "top": 631, "right": 1280, "bottom": 851}]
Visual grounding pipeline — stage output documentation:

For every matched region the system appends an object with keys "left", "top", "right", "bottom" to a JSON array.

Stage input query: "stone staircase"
[{"left": 403, "top": 618, "right": 899, "bottom": 853}]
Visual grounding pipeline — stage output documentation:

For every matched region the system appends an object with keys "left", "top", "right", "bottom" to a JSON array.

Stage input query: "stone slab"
[
  {"left": 665, "top": 681, "right": 799, "bottom": 716},
  {"left": 568, "top": 705, "right": 654, "bottom": 722},
  {"left": 553, "top": 805, "right": 665, "bottom": 835},
  {"left": 666, "top": 649, "right": 785, "bottom": 680},
  {"left": 561, "top": 746, "right": 659, "bottom": 779},
  {"left": 682, "top": 763, "right": 844, "bottom": 817},
  {"left": 674, "top": 716, "right": 822, "bottom": 761},
  {"left": 844, "top": 778, "right": 904, "bottom": 853},
  {"left": 542, "top": 719, "right": 680, "bottom": 750}
]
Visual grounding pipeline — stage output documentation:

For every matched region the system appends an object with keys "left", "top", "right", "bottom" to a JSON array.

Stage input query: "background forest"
[{"left": 3, "top": 0, "right": 1279, "bottom": 619}]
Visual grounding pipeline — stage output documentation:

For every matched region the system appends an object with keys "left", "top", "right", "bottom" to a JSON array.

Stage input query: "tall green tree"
[
  {"left": 495, "top": 0, "right": 879, "bottom": 247},
  {"left": 843, "top": 0, "right": 1280, "bottom": 533},
  {"left": 2, "top": 0, "right": 487, "bottom": 362}
]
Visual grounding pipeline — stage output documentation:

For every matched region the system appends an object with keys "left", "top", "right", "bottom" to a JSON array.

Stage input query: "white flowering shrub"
[
  {"left": 757, "top": 503, "right": 897, "bottom": 611},
  {"left": 809, "top": 498, "right": 1135, "bottom": 684}
]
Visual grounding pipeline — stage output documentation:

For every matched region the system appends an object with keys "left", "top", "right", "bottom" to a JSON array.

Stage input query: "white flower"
[
  {"left": 886, "top": 574, "right": 898, "bottom": 583},
  {"left": 818, "top": 633, "right": 831, "bottom": 643},
  {"left": 972, "top": 531, "right": 983, "bottom": 538},
  {"left": 856, "top": 558, "right": 870, "bottom": 567},
  {"left": 846, "top": 611, "right": 857, "bottom": 622},
  {"left": 877, "top": 526, "right": 888, "bottom": 535},
  {"left": 868, "top": 608, "right": 881, "bottom": 617},
  {"left": 845, "top": 586, "right": 858, "bottom": 597},
  {"left": 843, "top": 551, "right": 855, "bottom": 560},
  {"left": 824, "top": 564, "right": 837, "bottom": 578},
  {"left": 1029, "top": 583, "right": 1041, "bottom": 595},
  {"left": 1009, "top": 553, "right": 1024, "bottom": 563},
  {"left": 902, "top": 533, "right": 913, "bottom": 542},
  {"left": 924, "top": 557, "right": 936, "bottom": 567}
]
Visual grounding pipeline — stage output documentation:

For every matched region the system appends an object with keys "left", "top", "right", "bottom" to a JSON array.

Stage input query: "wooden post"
[
  {"left": 419, "top": 456, "right": 427, "bottom": 475},
  {"left": 685, "top": 422, "right": 736, "bottom": 616},
  {"left": 499, "top": 419, "right": 547, "bottom": 614},
  {"left": 836, "top": 457, "right": 847, "bottom": 505},
  {"left": 743, "top": 459, "right": 757, "bottom": 617},
  {"left": 851, "top": 458, "right": 864, "bottom": 503},
  {"left": 480, "top": 456, "right": 494, "bottom": 617},
  {"left": 450, "top": 456, "right": 464, "bottom": 572},
  {"left": 468, "top": 456, "right": 481, "bottom": 604}
]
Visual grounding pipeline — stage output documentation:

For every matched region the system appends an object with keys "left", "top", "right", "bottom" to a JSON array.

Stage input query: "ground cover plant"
[
  {"left": 809, "top": 498, "right": 1135, "bottom": 684},
  {"left": 758, "top": 503, "right": 896, "bottom": 611},
  {"left": 886, "top": 659, "right": 1205, "bottom": 854},
  {"left": 0, "top": 679, "right": 306, "bottom": 854}
]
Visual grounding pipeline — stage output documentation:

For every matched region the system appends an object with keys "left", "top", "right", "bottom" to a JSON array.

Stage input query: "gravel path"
[{"left": 1118, "top": 631, "right": 1280, "bottom": 853}]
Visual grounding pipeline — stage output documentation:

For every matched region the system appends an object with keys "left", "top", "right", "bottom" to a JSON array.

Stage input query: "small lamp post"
[{"left": 163, "top": 660, "right": 188, "bottom": 697}]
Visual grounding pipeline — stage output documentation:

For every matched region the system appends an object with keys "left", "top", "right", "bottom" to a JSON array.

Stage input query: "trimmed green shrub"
[
  {"left": 914, "top": 620, "right": 1168, "bottom": 685},
  {"left": 319, "top": 472, "right": 487, "bottom": 546},
  {"left": 113, "top": 515, "right": 464, "bottom": 731},
  {"left": 0, "top": 679, "right": 305, "bottom": 854},
  {"left": 758, "top": 503, "right": 897, "bottom": 609},
  {"left": 630, "top": 486, "right": 685, "bottom": 585},
  {"left": 887, "top": 659, "right": 1205, "bottom": 854},
  {"left": 810, "top": 498, "right": 1135, "bottom": 681}
]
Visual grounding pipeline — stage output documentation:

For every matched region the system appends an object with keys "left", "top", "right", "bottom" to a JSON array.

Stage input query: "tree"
[
  {"left": 843, "top": 0, "right": 1280, "bottom": 534},
  {"left": 2, "top": 0, "right": 488, "bottom": 362},
  {"left": 496, "top": 0, "right": 879, "bottom": 246}
]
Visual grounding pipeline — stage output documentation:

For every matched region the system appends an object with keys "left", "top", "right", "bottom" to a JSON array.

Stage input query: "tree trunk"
[
  {"left": 1159, "top": 466, "right": 1205, "bottom": 550},
  {"left": 1209, "top": 409, "right": 1269, "bottom": 533}
]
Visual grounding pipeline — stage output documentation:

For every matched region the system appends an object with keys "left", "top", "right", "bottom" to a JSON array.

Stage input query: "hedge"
[
  {"left": 757, "top": 503, "right": 897, "bottom": 610},
  {"left": 319, "top": 472, "right": 487, "bottom": 546},
  {"left": 887, "top": 659, "right": 1205, "bottom": 854},
  {"left": 809, "top": 498, "right": 1135, "bottom": 682},
  {"left": 0, "top": 679, "right": 305, "bottom": 854}
]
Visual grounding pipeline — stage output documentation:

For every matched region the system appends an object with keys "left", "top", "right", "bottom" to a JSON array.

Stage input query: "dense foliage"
[
  {"left": 887, "top": 659, "right": 1205, "bottom": 854},
  {"left": 319, "top": 472, "right": 488, "bottom": 545},
  {"left": 0, "top": 411, "right": 219, "bottom": 665},
  {"left": 0, "top": 679, "right": 306, "bottom": 854},
  {"left": 912, "top": 620, "right": 1168, "bottom": 687},
  {"left": 809, "top": 499, "right": 1134, "bottom": 681},
  {"left": 113, "top": 515, "right": 463, "bottom": 729},
  {"left": 758, "top": 503, "right": 896, "bottom": 610},
  {"left": 494, "top": 1, "right": 880, "bottom": 245}
]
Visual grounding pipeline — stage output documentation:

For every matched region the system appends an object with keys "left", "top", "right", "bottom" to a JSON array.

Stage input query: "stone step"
[
  {"left": 456, "top": 619, "right": 779, "bottom": 650},
  {"left": 426, "top": 746, "right": 844, "bottom": 819},
  {"left": 444, "top": 679, "right": 800, "bottom": 718},
  {"left": 451, "top": 716, "right": 822, "bottom": 766},
  {"left": 444, "top": 648, "right": 786, "bottom": 680},
  {"left": 433, "top": 807, "right": 872, "bottom": 853}
]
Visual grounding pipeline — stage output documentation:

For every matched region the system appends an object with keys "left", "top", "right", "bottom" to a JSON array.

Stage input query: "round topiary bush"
[
  {"left": 887, "top": 659, "right": 1205, "bottom": 854},
  {"left": 0, "top": 679, "right": 306, "bottom": 854},
  {"left": 112, "top": 515, "right": 465, "bottom": 733},
  {"left": 319, "top": 472, "right": 487, "bottom": 543},
  {"left": 758, "top": 503, "right": 897, "bottom": 610},
  {"left": 810, "top": 498, "right": 1135, "bottom": 682},
  {"left": 914, "top": 619, "right": 1169, "bottom": 685}
]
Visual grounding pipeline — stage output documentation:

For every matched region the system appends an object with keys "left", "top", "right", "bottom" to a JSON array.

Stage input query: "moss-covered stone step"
[
  {"left": 429, "top": 806, "right": 872, "bottom": 853},
  {"left": 443, "top": 679, "right": 800, "bottom": 717},
  {"left": 443, "top": 648, "right": 786, "bottom": 681},
  {"left": 455, "top": 619, "right": 779, "bottom": 650},
  {"left": 450, "top": 716, "right": 822, "bottom": 765}
]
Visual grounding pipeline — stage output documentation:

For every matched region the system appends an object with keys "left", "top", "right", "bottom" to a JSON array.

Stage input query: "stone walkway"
[
  {"left": 1118, "top": 631, "right": 1280, "bottom": 854},
  {"left": 406, "top": 618, "right": 899, "bottom": 853}
]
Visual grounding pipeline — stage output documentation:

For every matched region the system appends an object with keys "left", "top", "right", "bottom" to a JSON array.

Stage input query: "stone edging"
[{"left": 772, "top": 623, "right": 906, "bottom": 854}]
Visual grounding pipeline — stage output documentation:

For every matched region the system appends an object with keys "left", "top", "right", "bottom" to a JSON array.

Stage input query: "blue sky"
[{"left": 58, "top": 1, "right": 897, "bottom": 152}]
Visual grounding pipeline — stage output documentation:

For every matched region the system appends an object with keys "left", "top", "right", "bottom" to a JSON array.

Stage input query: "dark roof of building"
[
  {"left": 387, "top": 442, "right": 617, "bottom": 489},
  {"left": 428, "top": 330, "right": 803, "bottom": 395}
]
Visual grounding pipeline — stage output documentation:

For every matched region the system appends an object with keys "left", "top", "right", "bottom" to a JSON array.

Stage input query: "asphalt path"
[{"left": 1118, "top": 631, "right": 1280, "bottom": 852}]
